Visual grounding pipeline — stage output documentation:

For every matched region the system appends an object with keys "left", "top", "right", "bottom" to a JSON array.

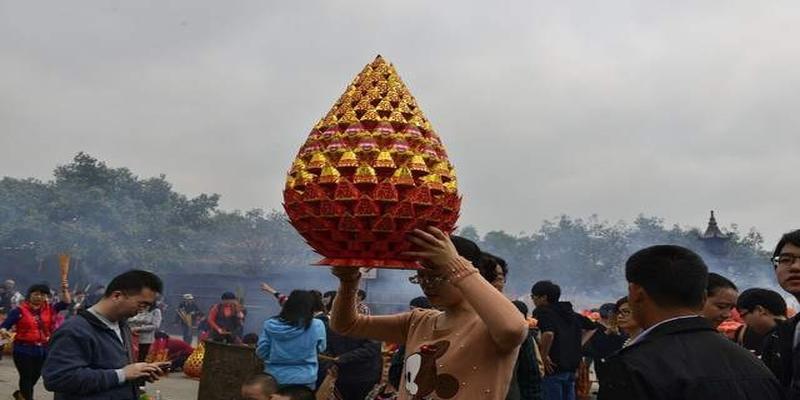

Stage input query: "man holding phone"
[{"left": 43, "top": 270, "right": 169, "bottom": 400}]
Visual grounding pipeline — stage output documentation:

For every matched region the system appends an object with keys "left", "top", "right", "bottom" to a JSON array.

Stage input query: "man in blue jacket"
[{"left": 42, "top": 270, "right": 169, "bottom": 400}]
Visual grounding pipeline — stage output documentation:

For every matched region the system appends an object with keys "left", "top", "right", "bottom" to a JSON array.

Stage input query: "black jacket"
[
  {"left": 761, "top": 316, "right": 800, "bottom": 399},
  {"left": 325, "top": 330, "right": 382, "bottom": 384},
  {"left": 317, "top": 313, "right": 381, "bottom": 387},
  {"left": 532, "top": 302, "right": 595, "bottom": 373},
  {"left": 42, "top": 310, "right": 139, "bottom": 400},
  {"left": 598, "top": 316, "right": 784, "bottom": 400}
]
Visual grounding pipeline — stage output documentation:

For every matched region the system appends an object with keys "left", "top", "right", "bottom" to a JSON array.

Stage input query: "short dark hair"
[
  {"left": 512, "top": 300, "right": 528, "bottom": 317},
  {"left": 625, "top": 245, "right": 708, "bottom": 309},
  {"left": 774, "top": 230, "right": 800, "bottom": 259},
  {"left": 221, "top": 291, "right": 237, "bottom": 300},
  {"left": 309, "top": 290, "right": 325, "bottom": 313},
  {"left": 105, "top": 270, "right": 163, "bottom": 297},
  {"left": 357, "top": 289, "right": 366, "bottom": 301},
  {"left": 477, "top": 252, "right": 508, "bottom": 283},
  {"left": 27, "top": 284, "right": 51, "bottom": 297},
  {"left": 451, "top": 235, "right": 482, "bottom": 266},
  {"left": 274, "top": 385, "right": 314, "bottom": 400},
  {"left": 242, "top": 373, "right": 278, "bottom": 397},
  {"left": 707, "top": 272, "right": 737, "bottom": 296},
  {"left": 278, "top": 290, "right": 315, "bottom": 329},
  {"left": 737, "top": 288, "right": 787, "bottom": 317},
  {"left": 155, "top": 331, "right": 169, "bottom": 340},
  {"left": 614, "top": 296, "right": 629, "bottom": 312},
  {"left": 531, "top": 280, "right": 561, "bottom": 304},
  {"left": 598, "top": 303, "right": 617, "bottom": 319}
]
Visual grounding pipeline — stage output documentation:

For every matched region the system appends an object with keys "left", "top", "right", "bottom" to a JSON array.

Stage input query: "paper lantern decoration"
[
  {"left": 2, "top": 332, "right": 14, "bottom": 355},
  {"left": 183, "top": 341, "right": 205, "bottom": 379},
  {"left": 283, "top": 55, "right": 461, "bottom": 269}
]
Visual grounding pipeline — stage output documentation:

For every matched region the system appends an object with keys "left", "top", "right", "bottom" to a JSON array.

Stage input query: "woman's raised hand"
[{"left": 402, "top": 226, "right": 459, "bottom": 270}]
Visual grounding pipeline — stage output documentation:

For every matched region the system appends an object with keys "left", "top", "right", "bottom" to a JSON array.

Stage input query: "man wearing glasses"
[
  {"left": 760, "top": 229, "right": 800, "bottom": 399},
  {"left": 43, "top": 270, "right": 170, "bottom": 400}
]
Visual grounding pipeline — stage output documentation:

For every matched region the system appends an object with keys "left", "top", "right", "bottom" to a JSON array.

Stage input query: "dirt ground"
[{"left": 0, "top": 355, "right": 199, "bottom": 400}]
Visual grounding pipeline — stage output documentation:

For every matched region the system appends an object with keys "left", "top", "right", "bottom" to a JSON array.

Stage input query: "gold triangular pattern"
[{"left": 313, "top": 55, "right": 434, "bottom": 132}]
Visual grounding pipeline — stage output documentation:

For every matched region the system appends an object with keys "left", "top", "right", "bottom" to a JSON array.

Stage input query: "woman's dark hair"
[
  {"left": 707, "top": 272, "right": 737, "bottom": 297},
  {"left": 105, "top": 270, "right": 163, "bottom": 297},
  {"left": 278, "top": 290, "right": 315, "bottom": 329},
  {"left": 531, "top": 280, "right": 561, "bottom": 304},
  {"left": 614, "top": 296, "right": 629, "bottom": 312},
  {"left": 27, "top": 284, "right": 51, "bottom": 297},
  {"left": 451, "top": 235, "right": 482, "bottom": 265},
  {"left": 410, "top": 296, "right": 432, "bottom": 309},
  {"left": 626, "top": 245, "right": 707, "bottom": 309},
  {"left": 155, "top": 331, "right": 169, "bottom": 340},
  {"left": 737, "top": 288, "right": 787, "bottom": 317},
  {"left": 477, "top": 252, "right": 508, "bottom": 283},
  {"left": 774, "top": 230, "right": 800, "bottom": 259}
]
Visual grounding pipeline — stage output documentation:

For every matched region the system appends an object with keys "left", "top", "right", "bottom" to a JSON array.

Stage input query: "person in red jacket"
[
  {"left": 153, "top": 331, "right": 194, "bottom": 371},
  {"left": 0, "top": 283, "right": 71, "bottom": 400},
  {"left": 207, "top": 292, "right": 245, "bottom": 344}
]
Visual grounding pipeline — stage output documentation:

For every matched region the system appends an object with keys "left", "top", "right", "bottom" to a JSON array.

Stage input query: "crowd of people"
[{"left": 0, "top": 227, "right": 799, "bottom": 399}]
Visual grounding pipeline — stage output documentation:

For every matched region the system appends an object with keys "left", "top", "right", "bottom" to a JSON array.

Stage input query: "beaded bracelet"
[{"left": 446, "top": 257, "right": 480, "bottom": 284}]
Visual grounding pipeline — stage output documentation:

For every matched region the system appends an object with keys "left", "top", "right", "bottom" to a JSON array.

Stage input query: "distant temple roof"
[{"left": 701, "top": 210, "right": 729, "bottom": 239}]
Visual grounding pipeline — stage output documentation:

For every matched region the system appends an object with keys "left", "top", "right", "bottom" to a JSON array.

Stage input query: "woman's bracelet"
[{"left": 446, "top": 257, "right": 480, "bottom": 284}]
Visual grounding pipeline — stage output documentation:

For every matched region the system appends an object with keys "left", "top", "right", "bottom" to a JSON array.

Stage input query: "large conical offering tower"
[{"left": 283, "top": 56, "right": 461, "bottom": 269}]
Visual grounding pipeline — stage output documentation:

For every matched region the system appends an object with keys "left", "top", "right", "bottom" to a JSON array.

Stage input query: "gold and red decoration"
[
  {"left": 283, "top": 55, "right": 461, "bottom": 269},
  {"left": 183, "top": 341, "right": 205, "bottom": 379}
]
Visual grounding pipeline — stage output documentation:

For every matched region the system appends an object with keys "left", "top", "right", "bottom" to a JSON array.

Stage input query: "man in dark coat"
[
  {"left": 320, "top": 328, "right": 382, "bottom": 400},
  {"left": 42, "top": 270, "right": 169, "bottom": 400},
  {"left": 598, "top": 245, "right": 784, "bottom": 400},
  {"left": 760, "top": 229, "right": 800, "bottom": 399}
]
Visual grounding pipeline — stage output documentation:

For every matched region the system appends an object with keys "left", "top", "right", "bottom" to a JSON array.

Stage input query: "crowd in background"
[{"left": 0, "top": 228, "right": 799, "bottom": 400}]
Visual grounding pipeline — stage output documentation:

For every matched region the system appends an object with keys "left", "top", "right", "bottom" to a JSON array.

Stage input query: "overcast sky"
[{"left": 2, "top": 1, "right": 798, "bottom": 245}]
